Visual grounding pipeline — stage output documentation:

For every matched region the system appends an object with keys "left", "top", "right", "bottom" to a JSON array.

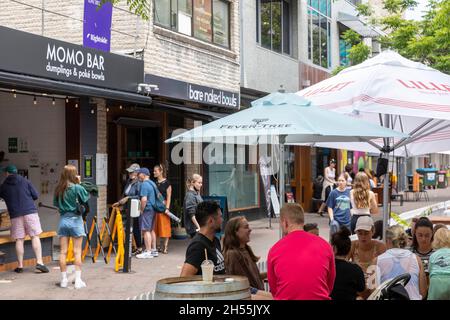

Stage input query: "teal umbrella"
[{"left": 166, "top": 92, "right": 408, "bottom": 236}]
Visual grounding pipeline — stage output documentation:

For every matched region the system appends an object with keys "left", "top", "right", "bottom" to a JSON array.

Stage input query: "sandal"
[{"left": 162, "top": 247, "right": 168, "bottom": 254}]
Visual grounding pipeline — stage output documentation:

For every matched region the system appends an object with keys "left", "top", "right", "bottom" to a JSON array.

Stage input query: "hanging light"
[
  {"left": 33, "top": 95, "right": 37, "bottom": 105},
  {"left": 106, "top": 107, "right": 110, "bottom": 112},
  {"left": 52, "top": 97, "right": 56, "bottom": 105},
  {"left": 12, "top": 89, "right": 16, "bottom": 98},
  {"left": 65, "top": 96, "right": 69, "bottom": 103},
  {"left": 91, "top": 108, "right": 95, "bottom": 114},
  {"left": 75, "top": 103, "right": 78, "bottom": 108},
  {"left": 119, "top": 105, "right": 123, "bottom": 110}
]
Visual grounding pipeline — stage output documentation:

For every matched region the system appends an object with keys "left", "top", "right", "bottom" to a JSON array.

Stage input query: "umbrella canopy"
[
  {"left": 166, "top": 92, "right": 408, "bottom": 145},
  {"left": 296, "top": 50, "right": 450, "bottom": 157}
]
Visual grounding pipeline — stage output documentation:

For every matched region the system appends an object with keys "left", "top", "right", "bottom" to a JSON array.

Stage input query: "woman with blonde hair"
[
  {"left": 428, "top": 228, "right": 450, "bottom": 300},
  {"left": 375, "top": 225, "right": 427, "bottom": 300},
  {"left": 349, "top": 172, "right": 378, "bottom": 234},
  {"left": 183, "top": 173, "right": 203, "bottom": 238},
  {"left": 53, "top": 165, "right": 90, "bottom": 289},
  {"left": 154, "top": 163, "right": 172, "bottom": 254}
]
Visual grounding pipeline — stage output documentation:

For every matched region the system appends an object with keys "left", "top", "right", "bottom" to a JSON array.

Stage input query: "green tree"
[
  {"left": 332, "top": 29, "right": 371, "bottom": 75},
  {"left": 101, "top": 0, "right": 151, "bottom": 20}
]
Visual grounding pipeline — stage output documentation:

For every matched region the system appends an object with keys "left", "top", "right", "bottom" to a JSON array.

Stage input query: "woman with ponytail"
[
  {"left": 330, "top": 226, "right": 365, "bottom": 300},
  {"left": 375, "top": 225, "right": 427, "bottom": 300}
]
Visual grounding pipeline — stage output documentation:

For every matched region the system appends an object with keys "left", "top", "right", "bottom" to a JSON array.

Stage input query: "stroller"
[{"left": 367, "top": 273, "right": 411, "bottom": 300}]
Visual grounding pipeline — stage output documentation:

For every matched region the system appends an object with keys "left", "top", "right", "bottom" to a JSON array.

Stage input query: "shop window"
[
  {"left": 339, "top": 38, "right": 351, "bottom": 66},
  {"left": 207, "top": 145, "right": 259, "bottom": 210},
  {"left": 307, "top": 2, "right": 331, "bottom": 68},
  {"left": 257, "top": 0, "right": 291, "bottom": 55},
  {"left": 153, "top": 0, "right": 230, "bottom": 48}
]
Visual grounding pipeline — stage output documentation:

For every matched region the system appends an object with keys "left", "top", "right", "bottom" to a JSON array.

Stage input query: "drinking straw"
[{"left": 204, "top": 249, "right": 208, "bottom": 261}]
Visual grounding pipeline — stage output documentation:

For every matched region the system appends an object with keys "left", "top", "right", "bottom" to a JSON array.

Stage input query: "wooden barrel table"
[{"left": 154, "top": 275, "right": 251, "bottom": 300}]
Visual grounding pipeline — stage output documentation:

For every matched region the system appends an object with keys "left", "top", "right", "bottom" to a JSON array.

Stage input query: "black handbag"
[{"left": 75, "top": 195, "right": 88, "bottom": 218}]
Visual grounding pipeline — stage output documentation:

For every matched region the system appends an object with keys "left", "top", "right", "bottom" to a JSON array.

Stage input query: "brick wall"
[{"left": 0, "top": 0, "right": 240, "bottom": 93}]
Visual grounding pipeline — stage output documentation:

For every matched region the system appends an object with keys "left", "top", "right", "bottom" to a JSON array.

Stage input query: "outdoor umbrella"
[
  {"left": 166, "top": 92, "right": 407, "bottom": 237},
  {"left": 296, "top": 50, "right": 450, "bottom": 238}
]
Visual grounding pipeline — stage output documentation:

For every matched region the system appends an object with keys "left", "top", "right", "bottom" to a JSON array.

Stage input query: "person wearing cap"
[
  {"left": 317, "top": 159, "right": 337, "bottom": 216},
  {"left": 0, "top": 165, "right": 49, "bottom": 273},
  {"left": 348, "top": 216, "right": 386, "bottom": 299},
  {"left": 113, "top": 163, "right": 142, "bottom": 254},
  {"left": 136, "top": 168, "right": 159, "bottom": 259}
]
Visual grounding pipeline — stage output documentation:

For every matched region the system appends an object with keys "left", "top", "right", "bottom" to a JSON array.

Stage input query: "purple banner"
[{"left": 83, "top": 0, "right": 113, "bottom": 52}]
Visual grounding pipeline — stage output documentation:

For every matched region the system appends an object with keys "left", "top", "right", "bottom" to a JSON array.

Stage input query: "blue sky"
[{"left": 404, "top": 0, "right": 430, "bottom": 20}]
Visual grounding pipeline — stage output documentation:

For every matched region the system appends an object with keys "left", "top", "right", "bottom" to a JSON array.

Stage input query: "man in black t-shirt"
[{"left": 180, "top": 201, "right": 225, "bottom": 276}]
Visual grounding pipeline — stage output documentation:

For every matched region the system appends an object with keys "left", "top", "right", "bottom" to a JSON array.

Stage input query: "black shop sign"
[{"left": 0, "top": 26, "right": 143, "bottom": 92}]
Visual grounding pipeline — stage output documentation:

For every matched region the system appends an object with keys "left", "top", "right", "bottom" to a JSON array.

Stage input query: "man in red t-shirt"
[{"left": 267, "top": 203, "right": 336, "bottom": 300}]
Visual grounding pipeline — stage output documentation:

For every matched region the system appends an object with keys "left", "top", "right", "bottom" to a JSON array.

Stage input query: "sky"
[{"left": 404, "top": 0, "right": 431, "bottom": 20}]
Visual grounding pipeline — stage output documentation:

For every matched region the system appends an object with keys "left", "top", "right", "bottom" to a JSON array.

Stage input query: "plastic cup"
[{"left": 201, "top": 260, "right": 214, "bottom": 282}]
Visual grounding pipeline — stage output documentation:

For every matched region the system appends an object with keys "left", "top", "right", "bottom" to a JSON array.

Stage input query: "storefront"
[
  {"left": 141, "top": 74, "right": 262, "bottom": 217},
  {"left": 0, "top": 26, "right": 147, "bottom": 238}
]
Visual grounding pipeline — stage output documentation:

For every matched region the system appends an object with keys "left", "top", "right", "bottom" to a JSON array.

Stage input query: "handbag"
[{"left": 75, "top": 194, "right": 89, "bottom": 218}]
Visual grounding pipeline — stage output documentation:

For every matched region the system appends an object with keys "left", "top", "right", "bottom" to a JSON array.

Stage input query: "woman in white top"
[
  {"left": 317, "top": 159, "right": 337, "bottom": 216},
  {"left": 375, "top": 225, "right": 427, "bottom": 300},
  {"left": 350, "top": 172, "right": 378, "bottom": 234}
]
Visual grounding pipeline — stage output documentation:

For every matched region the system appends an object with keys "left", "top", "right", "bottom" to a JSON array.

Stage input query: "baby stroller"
[{"left": 367, "top": 273, "right": 410, "bottom": 300}]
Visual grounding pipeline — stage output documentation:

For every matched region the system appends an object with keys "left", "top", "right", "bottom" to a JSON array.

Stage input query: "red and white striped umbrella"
[{"left": 296, "top": 50, "right": 450, "bottom": 157}]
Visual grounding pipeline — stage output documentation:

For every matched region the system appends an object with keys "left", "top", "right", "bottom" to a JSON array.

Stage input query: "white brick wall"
[{"left": 0, "top": 0, "right": 240, "bottom": 93}]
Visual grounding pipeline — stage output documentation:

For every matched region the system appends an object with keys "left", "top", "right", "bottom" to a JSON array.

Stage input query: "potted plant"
[{"left": 171, "top": 199, "right": 188, "bottom": 240}]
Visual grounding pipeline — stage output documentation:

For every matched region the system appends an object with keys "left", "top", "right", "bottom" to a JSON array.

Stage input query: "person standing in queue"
[
  {"left": 0, "top": 164, "right": 49, "bottom": 274},
  {"left": 112, "top": 163, "right": 142, "bottom": 254},
  {"left": 327, "top": 173, "right": 352, "bottom": 236},
  {"left": 135, "top": 168, "right": 159, "bottom": 259},
  {"left": 180, "top": 201, "right": 225, "bottom": 276},
  {"left": 183, "top": 174, "right": 203, "bottom": 238},
  {"left": 349, "top": 172, "right": 378, "bottom": 234},
  {"left": 153, "top": 163, "right": 172, "bottom": 254},
  {"left": 317, "top": 159, "right": 337, "bottom": 216},
  {"left": 54, "top": 165, "right": 90, "bottom": 288},
  {"left": 267, "top": 203, "right": 335, "bottom": 300}
]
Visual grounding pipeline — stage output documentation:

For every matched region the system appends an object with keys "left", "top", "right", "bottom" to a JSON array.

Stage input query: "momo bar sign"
[
  {"left": 145, "top": 73, "right": 239, "bottom": 109},
  {"left": 0, "top": 26, "right": 143, "bottom": 92}
]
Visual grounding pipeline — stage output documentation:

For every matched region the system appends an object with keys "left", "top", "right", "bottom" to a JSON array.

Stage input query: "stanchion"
[{"left": 114, "top": 211, "right": 125, "bottom": 272}]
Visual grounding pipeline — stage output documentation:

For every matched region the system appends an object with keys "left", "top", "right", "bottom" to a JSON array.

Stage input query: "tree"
[
  {"left": 101, "top": 0, "right": 151, "bottom": 20},
  {"left": 332, "top": 29, "right": 371, "bottom": 75}
]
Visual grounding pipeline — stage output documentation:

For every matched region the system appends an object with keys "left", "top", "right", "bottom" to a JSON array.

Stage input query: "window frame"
[
  {"left": 307, "top": 2, "right": 332, "bottom": 69},
  {"left": 153, "top": 0, "right": 231, "bottom": 49},
  {"left": 256, "top": 0, "right": 292, "bottom": 56}
]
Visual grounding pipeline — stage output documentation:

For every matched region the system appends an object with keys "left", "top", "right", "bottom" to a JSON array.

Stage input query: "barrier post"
[
  {"left": 114, "top": 211, "right": 125, "bottom": 272},
  {"left": 123, "top": 199, "right": 132, "bottom": 273}
]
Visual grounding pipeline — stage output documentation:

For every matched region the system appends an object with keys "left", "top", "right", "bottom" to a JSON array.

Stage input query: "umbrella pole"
[
  {"left": 382, "top": 115, "right": 391, "bottom": 242},
  {"left": 279, "top": 136, "right": 286, "bottom": 239}
]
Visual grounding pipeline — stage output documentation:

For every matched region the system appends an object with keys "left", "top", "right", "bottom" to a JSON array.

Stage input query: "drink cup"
[{"left": 201, "top": 260, "right": 214, "bottom": 282}]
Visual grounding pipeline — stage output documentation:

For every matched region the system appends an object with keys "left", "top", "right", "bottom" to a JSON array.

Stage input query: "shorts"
[
  {"left": 58, "top": 213, "right": 86, "bottom": 238},
  {"left": 10, "top": 213, "right": 43, "bottom": 240},
  {"left": 139, "top": 210, "right": 156, "bottom": 231}
]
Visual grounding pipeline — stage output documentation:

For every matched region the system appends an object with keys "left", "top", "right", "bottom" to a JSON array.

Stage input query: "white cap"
[{"left": 355, "top": 216, "right": 374, "bottom": 232}]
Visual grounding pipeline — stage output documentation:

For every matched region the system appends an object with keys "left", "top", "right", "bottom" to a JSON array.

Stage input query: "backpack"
[{"left": 145, "top": 180, "right": 166, "bottom": 212}]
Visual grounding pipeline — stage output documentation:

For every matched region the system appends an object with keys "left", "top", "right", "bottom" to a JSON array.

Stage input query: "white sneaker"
[
  {"left": 74, "top": 279, "right": 87, "bottom": 289},
  {"left": 136, "top": 251, "right": 154, "bottom": 259},
  {"left": 60, "top": 279, "right": 68, "bottom": 288},
  {"left": 151, "top": 250, "right": 159, "bottom": 257}
]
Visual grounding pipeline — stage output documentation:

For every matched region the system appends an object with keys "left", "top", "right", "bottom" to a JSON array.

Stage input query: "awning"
[
  {"left": 0, "top": 71, "right": 152, "bottom": 105},
  {"left": 338, "top": 12, "right": 384, "bottom": 38},
  {"left": 151, "top": 101, "right": 230, "bottom": 121}
]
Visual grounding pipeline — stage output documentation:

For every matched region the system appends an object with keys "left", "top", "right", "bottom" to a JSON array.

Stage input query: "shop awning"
[
  {"left": 0, "top": 71, "right": 152, "bottom": 105},
  {"left": 152, "top": 101, "right": 230, "bottom": 121},
  {"left": 337, "top": 12, "right": 385, "bottom": 38}
]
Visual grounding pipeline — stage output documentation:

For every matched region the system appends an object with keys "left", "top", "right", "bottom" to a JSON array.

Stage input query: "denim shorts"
[
  {"left": 139, "top": 209, "right": 156, "bottom": 231},
  {"left": 58, "top": 213, "right": 86, "bottom": 238}
]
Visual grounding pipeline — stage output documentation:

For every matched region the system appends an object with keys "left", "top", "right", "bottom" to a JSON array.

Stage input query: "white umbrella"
[
  {"left": 296, "top": 50, "right": 450, "bottom": 239},
  {"left": 166, "top": 92, "right": 407, "bottom": 237}
]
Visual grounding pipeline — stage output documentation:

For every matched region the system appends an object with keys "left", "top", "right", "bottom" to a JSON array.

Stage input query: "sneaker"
[
  {"left": 74, "top": 279, "right": 86, "bottom": 289},
  {"left": 36, "top": 264, "right": 49, "bottom": 273},
  {"left": 136, "top": 251, "right": 154, "bottom": 259},
  {"left": 151, "top": 250, "right": 159, "bottom": 257},
  {"left": 60, "top": 278, "right": 68, "bottom": 288},
  {"left": 14, "top": 267, "right": 23, "bottom": 273}
]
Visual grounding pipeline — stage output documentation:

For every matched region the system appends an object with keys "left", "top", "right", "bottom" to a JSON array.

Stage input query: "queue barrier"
[{"left": 65, "top": 207, "right": 125, "bottom": 272}]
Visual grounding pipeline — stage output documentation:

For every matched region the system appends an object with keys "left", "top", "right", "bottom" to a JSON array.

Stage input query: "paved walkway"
[{"left": 1, "top": 188, "right": 448, "bottom": 299}]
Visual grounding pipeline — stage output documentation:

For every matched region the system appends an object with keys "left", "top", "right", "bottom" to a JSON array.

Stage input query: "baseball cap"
[
  {"left": 137, "top": 168, "right": 150, "bottom": 176},
  {"left": 1, "top": 164, "right": 18, "bottom": 174},
  {"left": 126, "top": 163, "right": 140, "bottom": 173},
  {"left": 355, "top": 216, "right": 374, "bottom": 232}
]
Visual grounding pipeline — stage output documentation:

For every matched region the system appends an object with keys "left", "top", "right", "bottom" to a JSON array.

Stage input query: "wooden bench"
[{"left": 0, "top": 231, "right": 56, "bottom": 272}]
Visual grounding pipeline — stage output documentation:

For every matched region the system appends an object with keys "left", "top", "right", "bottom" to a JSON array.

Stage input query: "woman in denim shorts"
[{"left": 54, "top": 165, "right": 90, "bottom": 289}]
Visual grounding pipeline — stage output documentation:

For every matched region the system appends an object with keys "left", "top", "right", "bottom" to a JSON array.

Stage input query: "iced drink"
[{"left": 201, "top": 260, "right": 214, "bottom": 282}]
